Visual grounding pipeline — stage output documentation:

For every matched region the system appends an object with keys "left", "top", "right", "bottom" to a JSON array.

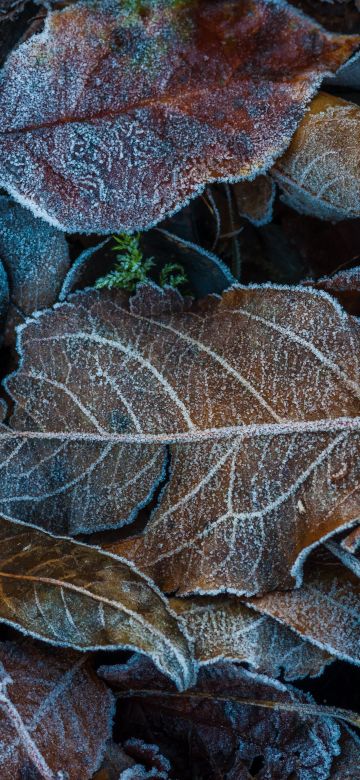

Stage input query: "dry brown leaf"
[
  {"left": 92, "top": 739, "right": 171, "bottom": 780},
  {"left": 0, "top": 639, "right": 114, "bottom": 780},
  {"left": 342, "top": 523, "right": 360, "bottom": 553},
  {"left": 272, "top": 92, "right": 360, "bottom": 221},
  {"left": 0, "top": 0, "right": 357, "bottom": 232},
  {"left": 247, "top": 562, "right": 360, "bottom": 664},
  {"left": 1, "top": 284, "right": 360, "bottom": 596},
  {"left": 99, "top": 654, "right": 342, "bottom": 780},
  {"left": 0, "top": 515, "right": 194, "bottom": 690},
  {"left": 232, "top": 175, "right": 275, "bottom": 226},
  {"left": 170, "top": 596, "right": 332, "bottom": 680},
  {"left": 304, "top": 267, "right": 360, "bottom": 316}
]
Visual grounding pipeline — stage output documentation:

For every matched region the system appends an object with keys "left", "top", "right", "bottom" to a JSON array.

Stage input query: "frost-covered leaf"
[
  {"left": 304, "top": 267, "right": 360, "bottom": 316},
  {"left": 272, "top": 92, "right": 360, "bottom": 221},
  {"left": 232, "top": 175, "right": 276, "bottom": 226},
  {"left": 325, "top": 539, "right": 360, "bottom": 578},
  {"left": 0, "top": 516, "right": 194, "bottom": 690},
  {"left": 100, "top": 655, "right": 341, "bottom": 780},
  {"left": 0, "top": 196, "right": 70, "bottom": 346},
  {"left": 0, "top": 257, "right": 9, "bottom": 340},
  {"left": 247, "top": 562, "right": 360, "bottom": 665},
  {"left": 141, "top": 229, "right": 235, "bottom": 298},
  {"left": 330, "top": 727, "right": 360, "bottom": 779},
  {"left": 170, "top": 596, "right": 332, "bottom": 680},
  {"left": 1, "top": 284, "right": 360, "bottom": 595},
  {"left": 0, "top": 638, "right": 114, "bottom": 780},
  {"left": 92, "top": 739, "right": 171, "bottom": 780},
  {"left": 341, "top": 524, "right": 360, "bottom": 553},
  {"left": 58, "top": 238, "right": 112, "bottom": 301},
  {"left": 0, "top": 0, "right": 357, "bottom": 232},
  {"left": 327, "top": 49, "right": 360, "bottom": 88}
]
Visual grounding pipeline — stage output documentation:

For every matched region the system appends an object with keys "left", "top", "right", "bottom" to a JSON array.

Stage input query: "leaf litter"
[{"left": 0, "top": 0, "right": 359, "bottom": 776}]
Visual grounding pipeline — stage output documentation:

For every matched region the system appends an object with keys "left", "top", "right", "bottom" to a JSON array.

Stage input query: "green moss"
[{"left": 95, "top": 233, "right": 187, "bottom": 292}]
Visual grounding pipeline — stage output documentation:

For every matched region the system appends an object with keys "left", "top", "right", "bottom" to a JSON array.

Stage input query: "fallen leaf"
[
  {"left": 0, "top": 515, "right": 195, "bottom": 690},
  {"left": 247, "top": 562, "right": 360, "bottom": 665},
  {"left": 232, "top": 175, "right": 275, "bottom": 226},
  {"left": 2, "top": 283, "right": 360, "bottom": 595},
  {"left": 58, "top": 238, "right": 112, "bottom": 301},
  {"left": 91, "top": 739, "right": 171, "bottom": 780},
  {"left": 0, "top": 196, "right": 70, "bottom": 346},
  {"left": 170, "top": 596, "right": 332, "bottom": 680},
  {"left": 142, "top": 228, "right": 236, "bottom": 298},
  {"left": 272, "top": 92, "right": 360, "bottom": 221},
  {"left": 0, "top": 258, "right": 9, "bottom": 340},
  {"left": 327, "top": 48, "right": 360, "bottom": 88},
  {"left": 0, "top": 0, "right": 357, "bottom": 232},
  {"left": 341, "top": 523, "right": 360, "bottom": 553},
  {"left": 330, "top": 727, "right": 360, "bottom": 779},
  {"left": 100, "top": 654, "right": 342, "bottom": 780},
  {"left": 0, "top": 638, "right": 114, "bottom": 780},
  {"left": 304, "top": 267, "right": 360, "bottom": 315},
  {"left": 325, "top": 538, "right": 360, "bottom": 578}
]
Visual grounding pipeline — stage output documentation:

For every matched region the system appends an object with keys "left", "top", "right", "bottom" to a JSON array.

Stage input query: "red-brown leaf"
[
  {"left": 0, "top": 639, "right": 114, "bottom": 780},
  {"left": 0, "top": 0, "right": 357, "bottom": 232}
]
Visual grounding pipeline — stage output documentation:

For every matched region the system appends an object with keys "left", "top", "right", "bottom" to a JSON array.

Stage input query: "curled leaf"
[
  {"left": 304, "top": 267, "right": 360, "bottom": 316},
  {"left": 272, "top": 92, "right": 360, "bottom": 221},
  {"left": 0, "top": 639, "right": 114, "bottom": 780},
  {"left": 100, "top": 655, "right": 342, "bottom": 780},
  {"left": 0, "top": 0, "right": 357, "bottom": 232},
  {"left": 341, "top": 524, "right": 360, "bottom": 553},
  {"left": 0, "top": 515, "right": 195, "bottom": 690}
]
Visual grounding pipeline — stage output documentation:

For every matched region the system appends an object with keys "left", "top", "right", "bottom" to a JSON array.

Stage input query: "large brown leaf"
[
  {"left": 0, "top": 639, "right": 114, "bottom": 780},
  {"left": 99, "top": 654, "right": 342, "bottom": 780},
  {"left": 0, "top": 0, "right": 357, "bottom": 232},
  {"left": 0, "top": 516, "right": 194, "bottom": 690},
  {"left": 247, "top": 562, "right": 360, "bottom": 664},
  {"left": 170, "top": 596, "right": 332, "bottom": 679},
  {"left": 2, "top": 283, "right": 360, "bottom": 595}
]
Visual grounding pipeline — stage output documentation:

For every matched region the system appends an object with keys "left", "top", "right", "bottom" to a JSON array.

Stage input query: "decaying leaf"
[
  {"left": 272, "top": 92, "right": 360, "bottom": 221},
  {"left": 99, "top": 654, "right": 342, "bottom": 780},
  {"left": 341, "top": 523, "right": 360, "bottom": 552},
  {"left": 304, "top": 266, "right": 360, "bottom": 316},
  {"left": 92, "top": 739, "right": 171, "bottom": 780},
  {"left": 330, "top": 727, "right": 360, "bottom": 779},
  {"left": 0, "top": 196, "right": 70, "bottom": 346},
  {"left": 247, "top": 562, "right": 360, "bottom": 665},
  {"left": 2, "top": 283, "right": 360, "bottom": 596},
  {"left": 0, "top": 0, "right": 357, "bottom": 232},
  {"left": 325, "top": 538, "right": 360, "bottom": 578},
  {"left": 170, "top": 595, "right": 332, "bottom": 679},
  {"left": 0, "top": 516, "right": 194, "bottom": 690},
  {"left": 58, "top": 238, "right": 112, "bottom": 301},
  {"left": 0, "top": 258, "right": 9, "bottom": 339},
  {"left": 142, "top": 228, "right": 235, "bottom": 298},
  {"left": 232, "top": 175, "right": 275, "bottom": 226},
  {"left": 0, "top": 638, "right": 114, "bottom": 780}
]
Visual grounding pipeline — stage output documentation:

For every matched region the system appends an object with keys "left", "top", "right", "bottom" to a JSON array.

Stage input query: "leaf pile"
[{"left": 0, "top": 0, "right": 359, "bottom": 777}]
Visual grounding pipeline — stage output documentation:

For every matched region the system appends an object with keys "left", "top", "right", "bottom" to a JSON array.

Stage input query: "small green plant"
[
  {"left": 159, "top": 262, "right": 188, "bottom": 289},
  {"left": 95, "top": 233, "right": 187, "bottom": 292},
  {"left": 95, "top": 233, "right": 154, "bottom": 293}
]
